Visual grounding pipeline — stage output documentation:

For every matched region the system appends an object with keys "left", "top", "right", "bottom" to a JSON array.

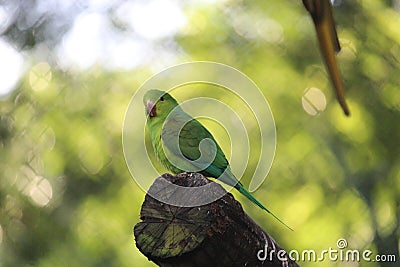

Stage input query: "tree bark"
[{"left": 134, "top": 172, "right": 299, "bottom": 267}]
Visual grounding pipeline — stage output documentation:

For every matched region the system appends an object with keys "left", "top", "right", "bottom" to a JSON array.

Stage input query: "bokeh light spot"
[
  {"left": 29, "top": 176, "right": 53, "bottom": 207},
  {"left": 338, "top": 38, "right": 357, "bottom": 61},
  {"left": 330, "top": 102, "right": 374, "bottom": 143},
  {"left": 29, "top": 62, "right": 52, "bottom": 92},
  {"left": 381, "top": 83, "right": 400, "bottom": 111},
  {"left": 115, "top": 0, "right": 186, "bottom": 40},
  {"left": 362, "top": 54, "right": 388, "bottom": 82},
  {"left": 302, "top": 87, "right": 327, "bottom": 116},
  {"left": 78, "top": 133, "right": 106, "bottom": 175},
  {"left": 256, "top": 18, "right": 284, "bottom": 44},
  {"left": 0, "top": 39, "right": 24, "bottom": 96}
]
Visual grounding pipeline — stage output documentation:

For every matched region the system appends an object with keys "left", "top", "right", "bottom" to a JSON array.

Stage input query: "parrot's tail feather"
[{"left": 235, "top": 183, "right": 293, "bottom": 231}]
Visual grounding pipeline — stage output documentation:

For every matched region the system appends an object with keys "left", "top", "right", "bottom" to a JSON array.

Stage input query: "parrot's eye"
[{"left": 160, "top": 96, "right": 165, "bottom": 101}]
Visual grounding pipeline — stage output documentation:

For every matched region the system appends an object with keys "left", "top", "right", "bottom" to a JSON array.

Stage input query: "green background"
[{"left": 0, "top": 0, "right": 399, "bottom": 266}]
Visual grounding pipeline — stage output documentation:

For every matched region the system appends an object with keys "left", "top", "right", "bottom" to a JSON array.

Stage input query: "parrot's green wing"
[
  {"left": 161, "top": 111, "right": 229, "bottom": 177},
  {"left": 159, "top": 107, "right": 293, "bottom": 230}
]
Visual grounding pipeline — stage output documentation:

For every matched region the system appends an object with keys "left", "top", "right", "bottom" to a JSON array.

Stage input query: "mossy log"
[{"left": 134, "top": 172, "right": 299, "bottom": 267}]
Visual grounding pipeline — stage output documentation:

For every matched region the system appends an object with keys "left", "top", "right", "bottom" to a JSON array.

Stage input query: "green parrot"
[
  {"left": 143, "top": 89, "right": 292, "bottom": 230},
  {"left": 302, "top": 0, "right": 350, "bottom": 116}
]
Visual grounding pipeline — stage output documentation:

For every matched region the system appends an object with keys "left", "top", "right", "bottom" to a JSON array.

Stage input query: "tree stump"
[{"left": 134, "top": 172, "right": 299, "bottom": 267}]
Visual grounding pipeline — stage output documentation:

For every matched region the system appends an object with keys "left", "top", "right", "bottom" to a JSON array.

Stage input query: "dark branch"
[{"left": 134, "top": 172, "right": 299, "bottom": 267}]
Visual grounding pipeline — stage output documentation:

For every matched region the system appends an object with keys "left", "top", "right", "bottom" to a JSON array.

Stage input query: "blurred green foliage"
[{"left": 1, "top": 0, "right": 400, "bottom": 266}]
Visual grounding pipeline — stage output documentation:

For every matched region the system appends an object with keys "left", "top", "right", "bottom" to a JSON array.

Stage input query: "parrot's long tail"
[{"left": 235, "top": 182, "right": 293, "bottom": 231}]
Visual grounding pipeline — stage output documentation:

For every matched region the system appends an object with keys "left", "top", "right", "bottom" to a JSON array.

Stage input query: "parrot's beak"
[{"left": 146, "top": 100, "right": 156, "bottom": 118}]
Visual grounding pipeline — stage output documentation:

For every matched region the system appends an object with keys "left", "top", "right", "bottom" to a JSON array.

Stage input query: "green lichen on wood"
[{"left": 134, "top": 173, "right": 217, "bottom": 258}]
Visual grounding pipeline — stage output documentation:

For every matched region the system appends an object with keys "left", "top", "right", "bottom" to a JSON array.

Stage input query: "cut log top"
[{"left": 134, "top": 172, "right": 299, "bottom": 267}]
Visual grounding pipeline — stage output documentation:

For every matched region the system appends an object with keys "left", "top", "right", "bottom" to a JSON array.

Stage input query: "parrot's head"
[{"left": 143, "top": 89, "right": 179, "bottom": 122}]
